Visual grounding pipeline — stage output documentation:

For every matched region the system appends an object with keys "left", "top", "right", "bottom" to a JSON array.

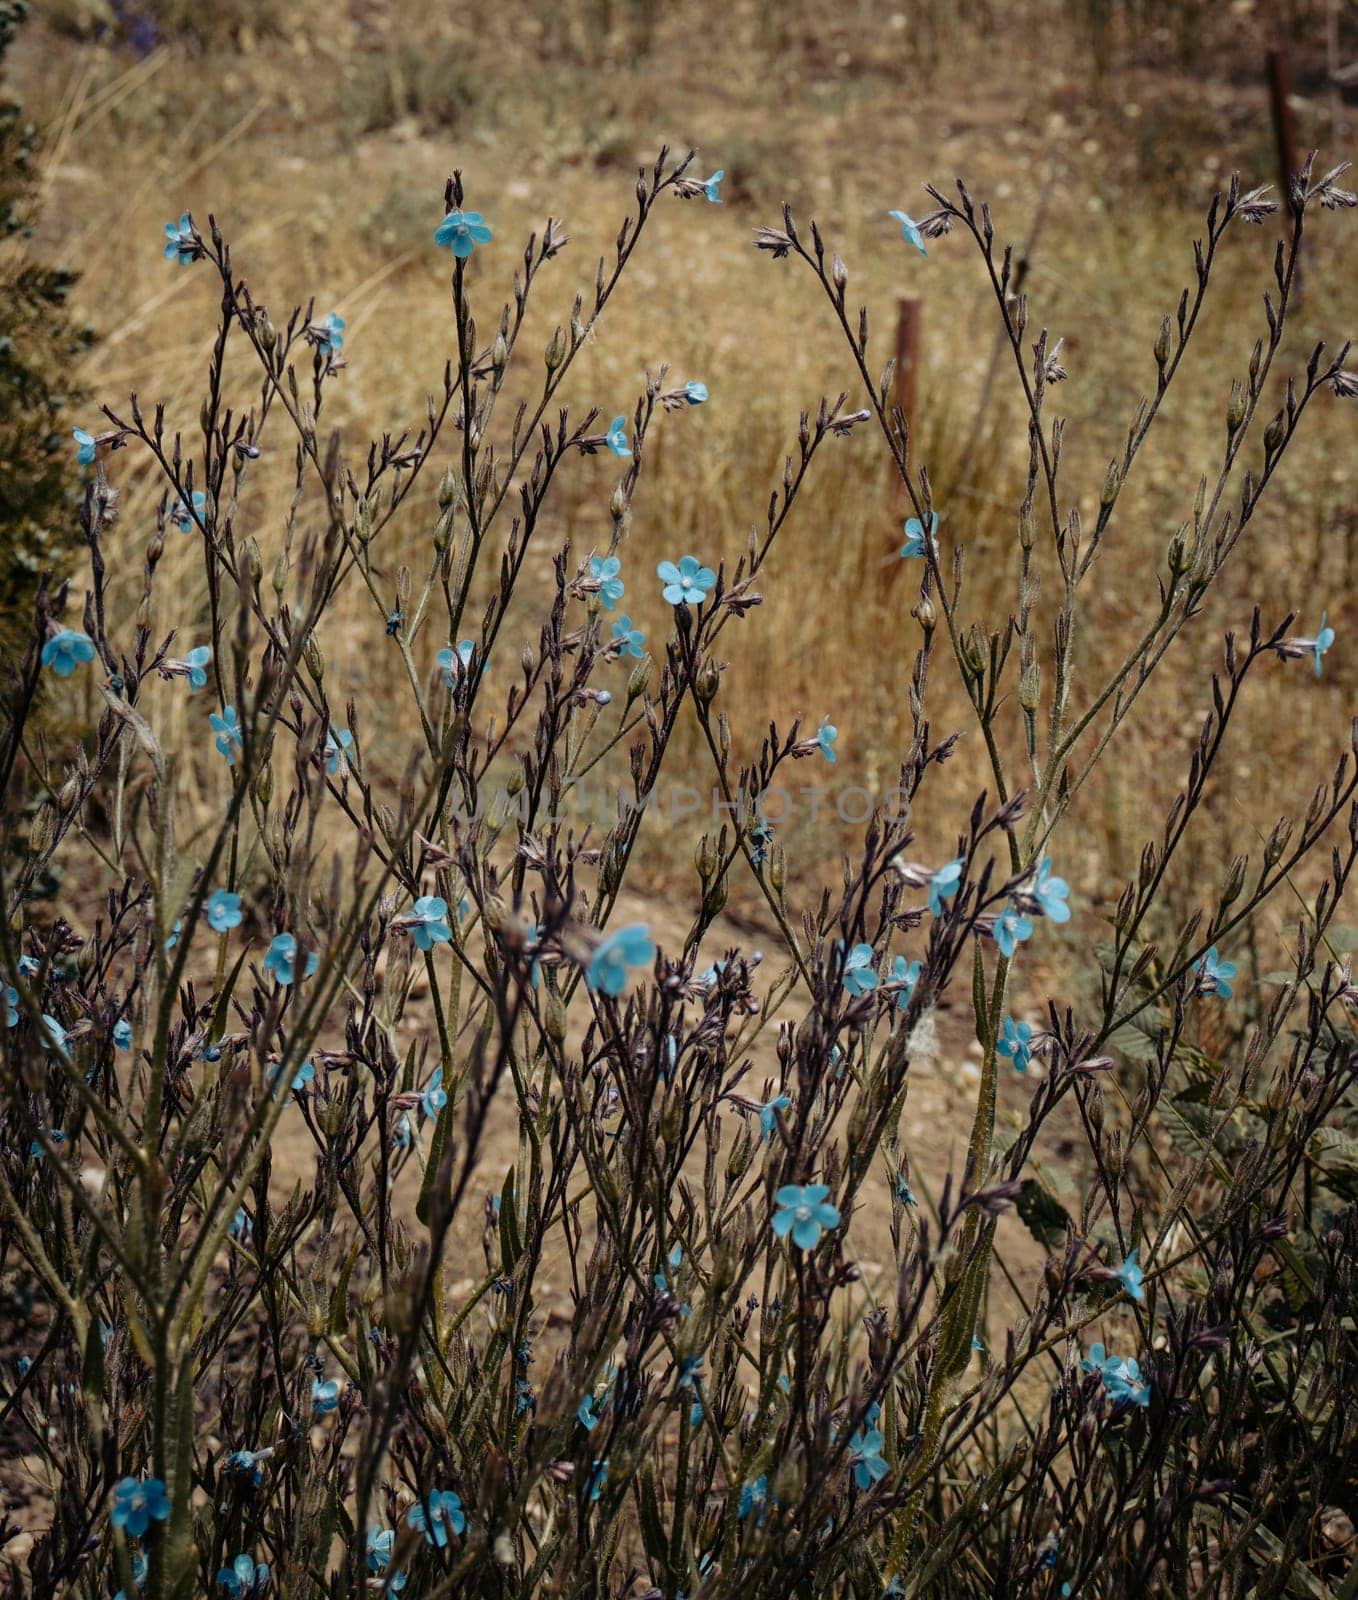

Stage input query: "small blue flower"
[
  {"left": 888, "top": 210, "right": 927, "bottom": 255},
  {"left": 610, "top": 614, "right": 645, "bottom": 658},
  {"left": 366, "top": 1526, "right": 396, "bottom": 1572},
  {"left": 1031, "top": 858, "right": 1071, "bottom": 923},
  {"left": 927, "top": 858, "right": 964, "bottom": 916},
  {"left": 41, "top": 629, "right": 96, "bottom": 677},
  {"left": 1194, "top": 946, "right": 1236, "bottom": 1000},
  {"left": 1312, "top": 611, "right": 1336, "bottom": 677},
  {"left": 895, "top": 1174, "right": 917, "bottom": 1206},
  {"left": 113, "top": 1018, "right": 133, "bottom": 1051},
  {"left": 229, "top": 1210, "right": 252, "bottom": 1242},
  {"left": 393, "top": 1112, "right": 416, "bottom": 1149},
  {"left": 900, "top": 512, "right": 937, "bottom": 559},
  {"left": 325, "top": 728, "right": 354, "bottom": 776},
  {"left": 111, "top": 1475, "right": 171, "bottom": 1537},
  {"left": 772, "top": 1183, "right": 841, "bottom": 1250},
  {"left": 73, "top": 427, "right": 97, "bottom": 465},
  {"left": 407, "top": 1488, "right": 466, "bottom": 1545},
  {"left": 434, "top": 209, "right": 493, "bottom": 258},
  {"left": 604, "top": 416, "right": 632, "bottom": 458},
  {"left": 993, "top": 905, "right": 1034, "bottom": 959},
  {"left": 758, "top": 1093, "right": 791, "bottom": 1141},
  {"left": 312, "top": 312, "right": 345, "bottom": 354},
  {"left": 816, "top": 719, "right": 838, "bottom": 763},
  {"left": 170, "top": 490, "right": 207, "bottom": 534},
  {"left": 589, "top": 555, "right": 624, "bottom": 610},
  {"left": 264, "top": 933, "right": 318, "bottom": 985},
  {"left": 206, "top": 889, "right": 242, "bottom": 933},
  {"left": 421, "top": 1066, "right": 447, "bottom": 1120},
  {"left": 28, "top": 1128, "right": 67, "bottom": 1159},
  {"left": 1082, "top": 1343, "right": 1151, "bottom": 1409},
  {"left": 586, "top": 1460, "right": 608, "bottom": 1502},
  {"left": 41, "top": 1014, "right": 67, "bottom": 1053},
  {"left": 840, "top": 942, "right": 878, "bottom": 996},
  {"left": 586, "top": 923, "right": 654, "bottom": 995},
  {"left": 702, "top": 169, "right": 724, "bottom": 203},
  {"left": 578, "top": 1392, "right": 602, "bottom": 1430},
  {"left": 738, "top": 1474, "right": 768, "bottom": 1523},
  {"left": 996, "top": 1015, "right": 1034, "bottom": 1073},
  {"left": 889, "top": 956, "right": 922, "bottom": 1010},
  {"left": 165, "top": 919, "right": 182, "bottom": 951},
  {"left": 749, "top": 818, "right": 772, "bottom": 866},
  {"left": 211, "top": 705, "right": 242, "bottom": 765},
  {"left": 217, "top": 1554, "right": 268, "bottom": 1597},
  {"left": 1115, "top": 1248, "right": 1146, "bottom": 1303},
  {"left": 312, "top": 1378, "right": 341, "bottom": 1415},
  {"left": 17, "top": 955, "right": 38, "bottom": 978},
  {"left": 291, "top": 1060, "right": 315, "bottom": 1094},
  {"left": 4, "top": 986, "right": 17, "bottom": 1028},
  {"left": 163, "top": 211, "right": 198, "bottom": 264},
  {"left": 657, "top": 555, "right": 716, "bottom": 605},
  {"left": 438, "top": 640, "right": 479, "bottom": 683},
  {"left": 683, "top": 380, "right": 708, "bottom": 404},
  {"left": 848, "top": 1427, "right": 889, "bottom": 1490},
  {"left": 406, "top": 895, "right": 452, "bottom": 951},
  {"left": 182, "top": 645, "right": 211, "bottom": 691}
]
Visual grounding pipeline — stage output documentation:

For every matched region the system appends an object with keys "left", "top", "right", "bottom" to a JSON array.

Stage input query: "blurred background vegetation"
[{"left": 5, "top": 0, "right": 1357, "bottom": 998}]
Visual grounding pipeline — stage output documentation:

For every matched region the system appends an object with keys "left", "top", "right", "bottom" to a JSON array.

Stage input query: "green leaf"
[
  {"left": 1015, "top": 1178, "right": 1071, "bottom": 1248},
  {"left": 499, "top": 1167, "right": 523, "bottom": 1272}
]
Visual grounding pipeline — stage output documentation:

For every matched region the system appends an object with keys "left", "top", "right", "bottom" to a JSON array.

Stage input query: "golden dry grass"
[{"left": 12, "top": 0, "right": 1358, "bottom": 962}]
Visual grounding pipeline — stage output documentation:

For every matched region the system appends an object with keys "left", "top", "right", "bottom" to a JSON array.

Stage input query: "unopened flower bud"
[
  {"left": 694, "top": 659, "right": 721, "bottom": 705},
  {"left": 627, "top": 656, "right": 653, "bottom": 702},
  {"left": 1019, "top": 504, "right": 1035, "bottom": 551},
  {"left": 438, "top": 467, "right": 458, "bottom": 508},
  {"left": 1154, "top": 315, "right": 1172, "bottom": 369},
  {"left": 545, "top": 327, "right": 566, "bottom": 372},
  {"left": 1100, "top": 459, "right": 1121, "bottom": 507},
  {"left": 259, "top": 315, "right": 277, "bottom": 351},
  {"left": 1226, "top": 380, "right": 1246, "bottom": 434},
  {"left": 303, "top": 635, "right": 324, "bottom": 681},
  {"left": 912, "top": 594, "right": 937, "bottom": 631}
]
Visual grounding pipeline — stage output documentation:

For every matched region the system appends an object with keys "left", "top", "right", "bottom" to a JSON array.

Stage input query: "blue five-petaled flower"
[
  {"left": 438, "top": 640, "right": 478, "bottom": 682},
  {"left": 993, "top": 904, "right": 1034, "bottom": 959},
  {"left": 684, "top": 380, "right": 708, "bottom": 404},
  {"left": 183, "top": 645, "right": 211, "bottom": 691},
  {"left": 312, "top": 1378, "right": 341, "bottom": 1414},
  {"left": 738, "top": 1474, "right": 768, "bottom": 1522},
  {"left": 1082, "top": 1342, "right": 1151, "bottom": 1409},
  {"left": 171, "top": 490, "right": 207, "bottom": 534},
  {"left": 758, "top": 1093, "right": 791, "bottom": 1141},
  {"left": 110, "top": 1475, "right": 171, "bottom": 1537},
  {"left": 313, "top": 312, "right": 345, "bottom": 354},
  {"left": 407, "top": 895, "right": 452, "bottom": 951},
  {"left": 605, "top": 415, "right": 632, "bottom": 458},
  {"left": 1194, "top": 946, "right": 1236, "bottom": 1000},
  {"left": 1311, "top": 611, "right": 1336, "bottom": 677},
  {"left": 889, "top": 209, "right": 927, "bottom": 255},
  {"left": 73, "top": 427, "right": 97, "bottom": 465},
  {"left": 325, "top": 728, "right": 354, "bottom": 776},
  {"left": 589, "top": 555, "right": 624, "bottom": 610},
  {"left": 586, "top": 924, "right": 654, "bottom": 995},
  {"left": 610, "top": 614, "right": 645, "bottom": 659},
  {"left": 421, "top": 1067, "right": 448, "bottom": 1120},
  {"left": 1116, "top": 1248, "right": 1146, "bottom": 1303},
  {"left": 211, "top": 706, "right": 242, "bottom": 765},
  {"left": 997, "top": 1015, "right": 1034, "bottom": 1073},
  {"left": 217, "top": 1554, "right": 269, "bottom": 1597},
  {"left": 840, "top": 942, "right": 878, "bottom": 996},
  {"left": 772, "top": 1183, "right": 841, "bottom": 1250},
  {"left": 928, "top": 858, "right": 964, "bottom": 916},
  {"left": 434, "top": 209, "right": 493, "bottom": 258},
  {"left": 889, "top": 956, "right": 922, "bottom": 1010},
  {"left": 206, "top": 889, "right": 242, "bottom": 933},
  {"left": 113, "top": 1018, "right": 133, "bottom": 1050},
  {"left": 816, "top": 718, "right": 838, "bottom": 762},
  {"left": 1030, "top": 858, "right": 1071, "bottom": 922},
  {"left": 264, "top": 933, "right": 318, "bottom": 985},
  {"left": 658, "top": 555, "right": 716, "bottom": 605},
  {"left": 848, "top": 1427, "right": 889, "bottom": 1490},
  {"left": 900, "top": 512, "right": 937, "bottom": 559},
  {"left": 163, "top": 211, "right": 198, "bottom": 264},
  {"left": 407, "top": 1488, "right": 467, "bottom": 1545},
  {"left": 702, "top": 169, "right": 724, "bottom": 203},
  {"left": 41, "top": 629, "right": 96, "bottom": 677}
]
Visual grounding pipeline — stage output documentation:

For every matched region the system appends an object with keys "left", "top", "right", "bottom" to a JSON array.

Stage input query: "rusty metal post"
[
  {"left": 890, "top": 295, "right": 923, "bottom": 512},
  {"left": 1267, "top": 48, "right": 1304, "bottom": 300}
]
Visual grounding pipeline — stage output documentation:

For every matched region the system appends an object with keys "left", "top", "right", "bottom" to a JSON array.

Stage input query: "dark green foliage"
[{"left": 0, "top": 0, "right": 91, "bottom": 658}]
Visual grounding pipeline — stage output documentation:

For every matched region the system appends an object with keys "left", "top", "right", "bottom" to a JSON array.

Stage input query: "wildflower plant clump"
[{"left": 1, "top": 145, "right": 1358, "bottom": 1600}]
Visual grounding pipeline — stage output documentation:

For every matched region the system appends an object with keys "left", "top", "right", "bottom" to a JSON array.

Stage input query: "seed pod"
[
  {"left": 627, "top": 656, "right": 653, "bottom": 702},
  {"left": 912, "top": 594, "right": 937, "bottom": 631},
  {"left": 303, "top": 635, "right": 324, "bottom": 681},
  {"left": 545, "top": 327, "right": 567, "bottom": 372}
]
